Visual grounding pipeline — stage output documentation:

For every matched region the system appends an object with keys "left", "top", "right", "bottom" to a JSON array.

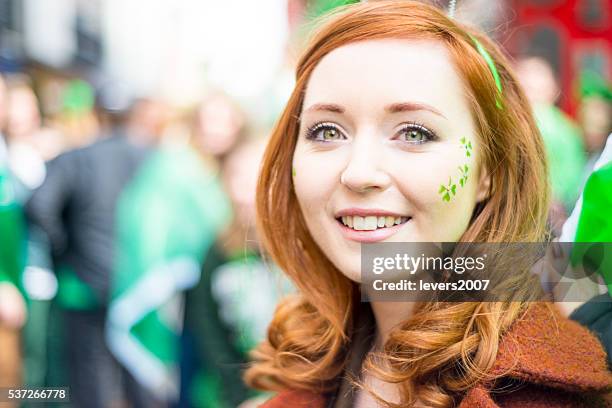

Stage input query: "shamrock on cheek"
[{"left": 438, "top": 137, "right": 472, "bottom": 202}]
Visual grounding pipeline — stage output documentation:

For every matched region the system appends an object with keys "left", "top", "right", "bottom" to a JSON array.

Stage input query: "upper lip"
[{"left": 335, "top": 208, "right": 408, "bottom": 218}]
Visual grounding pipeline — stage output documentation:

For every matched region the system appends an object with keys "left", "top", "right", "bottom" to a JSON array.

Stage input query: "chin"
[{"left": 317, "top": 244, "right": 361, "bottom": 282}]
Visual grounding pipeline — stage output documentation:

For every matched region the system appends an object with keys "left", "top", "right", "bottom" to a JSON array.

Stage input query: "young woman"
[{"left": 245, "top": 2, "right": 612, "bottom": 407}]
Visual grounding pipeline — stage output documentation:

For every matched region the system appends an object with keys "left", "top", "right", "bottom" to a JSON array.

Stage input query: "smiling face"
[{"left": 292, "top": 39, "right": 490, "bottom": 282}]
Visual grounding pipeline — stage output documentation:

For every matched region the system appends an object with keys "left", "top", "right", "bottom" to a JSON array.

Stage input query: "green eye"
[
  {"left": 306, "top": 123, "right": 346, "bottom": 142},
  {"left": 403, "top": 129, "right": 426, "bottom": 142},
  {"left": 397, "top": 123, "right": 436, "bottom": 144},
  {"left": 322, "top": 128, "right": 340, "bottom": 140}
]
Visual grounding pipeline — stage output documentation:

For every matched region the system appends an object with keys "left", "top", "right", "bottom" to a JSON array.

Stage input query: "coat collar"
[
  {"left": 260, "top": 303, "right": 611, "bottom": 408},
  {"left": 488, "top": 303, "right": 610, "bottom": 392}
]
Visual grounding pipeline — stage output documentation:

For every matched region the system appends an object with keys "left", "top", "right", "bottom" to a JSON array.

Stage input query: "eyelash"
[
  {"left": 304, "top": 121, "right": 438, "bottom": 144},
  {"left": 305, "top": 122, "right": 346, "bottom": 142}
]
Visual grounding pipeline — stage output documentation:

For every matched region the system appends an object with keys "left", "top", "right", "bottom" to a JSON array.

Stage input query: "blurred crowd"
[
  {"left": 515, "top": 56, "right": 612, "bottom": 236},
  {"left": 0, "top": 1, "right": 610, "bottom": 408},
  {"left": 0, "top": 71, "right": 292, "bottom": 408}
]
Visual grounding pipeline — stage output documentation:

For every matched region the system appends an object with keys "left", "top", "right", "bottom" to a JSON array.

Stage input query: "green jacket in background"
[
  {"left": 107, "top": 146, "right": 231, "bottom": 402},
  {"left": 0, "top": 165, "right": 25, "bottom": 292},
  {"left": 569, "top": 161, "right": 612, "bottom": 366},
  {"left": 571, "top": 161, "right": 612, "bottom": 287},
  {"left": 534, "top": 103, "right": 587, "bottom": 211}
]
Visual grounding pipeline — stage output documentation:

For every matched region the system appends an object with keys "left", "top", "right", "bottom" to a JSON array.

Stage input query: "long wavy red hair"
[{"left": 245, "top": 1, "right": 550, "bottom": 407}]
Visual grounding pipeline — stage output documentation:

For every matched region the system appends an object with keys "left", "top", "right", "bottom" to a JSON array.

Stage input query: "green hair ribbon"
[{"left": 469, "top": 35, "right": 503, "bottom": 109}]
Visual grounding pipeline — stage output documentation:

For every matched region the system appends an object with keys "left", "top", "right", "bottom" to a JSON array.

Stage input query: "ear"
[{"left": 476, "top": 165, "right": 491, "bottom": 203}]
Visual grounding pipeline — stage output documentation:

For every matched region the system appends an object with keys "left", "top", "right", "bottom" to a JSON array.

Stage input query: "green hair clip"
[{"left": 469, "top": 35, "right": 503, "bottom": 109}]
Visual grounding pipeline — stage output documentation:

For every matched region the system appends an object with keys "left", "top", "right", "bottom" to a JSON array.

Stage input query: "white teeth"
[
  {"left": 340, "top": 215, "right": 409, "bottom": 230},
  {"left": 385, "top": 216, "right": 394, "bottom": 227},
  {"left": 364, "top": 216, "right": 378, "bottom": 230},
  {"left": 353, "top": 216, "right": 365, "bottom": 230}
]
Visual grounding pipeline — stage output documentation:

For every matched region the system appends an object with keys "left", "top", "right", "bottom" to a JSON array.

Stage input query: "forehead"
[{"left": 302, "top": 39, "right": 470, "bottom": 119}]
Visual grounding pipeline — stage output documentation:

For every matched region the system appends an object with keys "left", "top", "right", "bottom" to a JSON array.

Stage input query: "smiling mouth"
[{"left": 336, "top": 215, "right": 411, "bottom": 231}]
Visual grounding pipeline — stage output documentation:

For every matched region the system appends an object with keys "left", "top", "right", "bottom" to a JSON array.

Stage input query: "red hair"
[{"left": 246, "top": 1, "right": 550, "bottom": 406}]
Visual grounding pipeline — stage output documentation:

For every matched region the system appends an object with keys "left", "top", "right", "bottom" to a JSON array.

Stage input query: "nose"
[{"left": 340, "top": 136, "right": 391, "bottom": 193}]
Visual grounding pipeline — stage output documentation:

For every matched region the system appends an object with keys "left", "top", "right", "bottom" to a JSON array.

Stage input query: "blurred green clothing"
[
  {"left": 183, "top": 244, "right": 254, "bottom": 408},
  {"left": 25, "top": 135, "right": 154, "bottom": 308},
  {"left": 581, "top": 70, "right": 612, "bottom": 101},
  {"left": 533, "top": 103, "right": 587, "bottom": 210},
  {"left": 571, "top": 162, "right": 612, "bottom": 288},
  {"left": 0, "top": 165, "right": 25, "bottom": 292},
  {"left": 570, "top": 161, "right": 612, "bottom": 367},
  {"left": 55, "top": 265, "right": 100, "bottom": 310},
  {"left": 184, "top": 244, "right": 290, "bottom": 408},
  {"left": 107, "top": 145, "right": 231, "bottom": 401}
]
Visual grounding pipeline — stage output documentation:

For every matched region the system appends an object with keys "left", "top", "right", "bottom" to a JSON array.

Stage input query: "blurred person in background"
[
  {"left": 578, "top": 71, "right": 612, "bottom": 177},
  {"left": 4, "top": 76, "right": 64, "bottom": 198},
  {"left": 0, "top": 159, "right": 27, "bottom": 402},
  {"left": 104, "top": 92, "right": 231, "bottom": 407},
  {"left": 560, "top": 72, "right": 612, "bottom": 366},
  {"left": 192, "top": 91, "right": 246, "bottom": 168},
  {"left": 125, "top": 97, "right": 171, "bottom": 146},
  {"left": 52, "top": 79, "right": 100, "bottom": 149},
  {"left": 559, "top": 132, "right": 612, "bottom": 366},
  {"left": 515, "top": 56, "right": 587, "bottom": 236},
  {"left": 181, "top": 137, "right": 290, "bottom": 408},
  {"left": 17, "top": 78, "right": 100, "bottom": 394},
  {"left": 24, "top": 89, "right": 171, "bottom": 408},
  {"left": 0, "top": 73, "right": 27, "bottom": 396}
]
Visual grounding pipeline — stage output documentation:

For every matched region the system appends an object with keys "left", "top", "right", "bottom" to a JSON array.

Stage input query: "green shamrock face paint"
[
  {"left": 460, "top": 136, "right": 472, "bottom": 157},
  {"left": 459, "top": 164, "right": 469, "bottom": 187},
  {"left": 439, "top": 177, "right": 457, "bottom": 202},
  {"left": 439, "top": 137, "right": 472, "bottom": 202},
  {"left": 292, "top": 167, "right": 296, "bottom": 178}
]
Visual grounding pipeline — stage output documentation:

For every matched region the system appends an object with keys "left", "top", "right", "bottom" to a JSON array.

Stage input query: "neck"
[{"left": 370, "top": 301, "right": 415, "bottom": 349}]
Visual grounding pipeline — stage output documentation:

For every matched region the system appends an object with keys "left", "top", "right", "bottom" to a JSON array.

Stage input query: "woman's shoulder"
[
  {"left": 490, "top": 303, "right": 610, "bottom": 391},
  {"left": 259, "top": 303, "right": 612, "bottom": 408},
  {"left": 462, "top": 303, "right": 612, "bottom": 407}
]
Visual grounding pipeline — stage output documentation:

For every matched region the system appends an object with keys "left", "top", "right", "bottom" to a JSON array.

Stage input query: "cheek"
[
  {"left": 390, "top": 145, "right": 479, "bottom": 241},
  {"left": 291, "top": 144, "right": 344, "bottom": 221}
]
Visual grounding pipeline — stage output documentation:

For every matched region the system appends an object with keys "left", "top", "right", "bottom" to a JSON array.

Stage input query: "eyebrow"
[
  {"left": 302, "top": 101, "right": 447, "bottom": 119},
  {"left": 385, "top": 102, "right": 447, "bottom": 119},
  {"left": 303, "top": 103, "right": 345, "bottom": 114}
]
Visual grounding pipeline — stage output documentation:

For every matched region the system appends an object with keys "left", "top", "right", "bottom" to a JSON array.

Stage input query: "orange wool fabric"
[{"left": 259, "top": 304, "right": 612, "bottom": 407}]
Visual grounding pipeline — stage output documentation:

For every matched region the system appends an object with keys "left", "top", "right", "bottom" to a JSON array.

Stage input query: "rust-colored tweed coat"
[{"left": 259, "top": 305, "right": 612, "bottom": 407}]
